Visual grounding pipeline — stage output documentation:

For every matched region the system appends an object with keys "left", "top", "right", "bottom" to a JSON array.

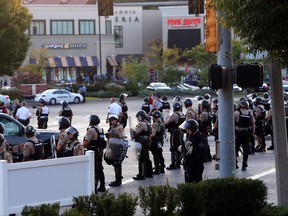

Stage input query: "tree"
[
  {"left": 123, "top": 57, "right": 149, "bottom": 85},
  {"left": 0, "top": 0, "right": 32, "bottom": 76},
  {"left": 214, "top": 0, "right": 288, "bottom": 206}
]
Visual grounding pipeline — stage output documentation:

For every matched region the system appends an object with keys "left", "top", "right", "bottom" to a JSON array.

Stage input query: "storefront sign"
[
  {"left": 114, "top": 9, "right": 140, "bottom": 23},
  {"left": 42, "top": 43, "right": 87, "bottom": 49},
  {"left": 167, "top": 18, "right": 201, "bottom": 28}
]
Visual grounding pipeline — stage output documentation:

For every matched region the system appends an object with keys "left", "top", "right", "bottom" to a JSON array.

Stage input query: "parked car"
[
  {"left": 0, "top": 94, "right": 10, "bottom": 105},
  {"left": 0, "top": 113, "right": 59, "bottom": 162},
  {"left": 233, "top": 84, "right": 243, "bottom": 92},
  {"left": 283, "top": 81, "right": 288, "bottom": 92},
  {"left": 34, "top": 89, "right": 83, "bottom": 105},
  {"left": 183, "top": 83, "right": 200, "bottom": 90},
  {"left": 145, "top": 82, "right": 171, "bottom": 91}
]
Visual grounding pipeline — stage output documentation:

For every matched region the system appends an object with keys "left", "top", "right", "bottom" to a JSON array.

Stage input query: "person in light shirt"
[
  {"left": 16, "top": 101, "right": 32, "bottom": 126},
  {"left": 106, "top": 97, "right": 122, "bottom": 124}
]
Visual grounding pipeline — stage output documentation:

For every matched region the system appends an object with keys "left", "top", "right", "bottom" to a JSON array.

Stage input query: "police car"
[{"left": 0, "top": 113, "right": 59, "bottom": 162}]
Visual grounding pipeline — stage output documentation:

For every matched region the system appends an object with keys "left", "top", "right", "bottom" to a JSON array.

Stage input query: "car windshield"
[
  {"left": 0, "top": 117, "right": 21, "bottom": 136},
  {"left": 154, "top": 83, "right": 167, "bottom": 87}
]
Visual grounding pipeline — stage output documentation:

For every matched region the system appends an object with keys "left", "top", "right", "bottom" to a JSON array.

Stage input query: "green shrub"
[
  {"left": 139, "top": 184, "right": 180, "bottom": 216},
  {"left": 260, "top": 204, "right": 288, "bottom": 216},
  {"left": 63, "top": 192, "right": 138, "bottom": 216},
  {"left": 105, "top": 83, "right": 125, "bottom": 94},
  {"left": 21, "top": 202, "right": 60, "bottom": 216},
  {"left": 203, "top": 178, "right": 267, "bottom": 216}
]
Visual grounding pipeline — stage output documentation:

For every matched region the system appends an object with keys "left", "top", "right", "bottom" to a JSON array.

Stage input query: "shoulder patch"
[
  {"left": 87, "top": 130, "right": 91, "bottom": 135},
  {"left": 119, "top": 128, "right": 124, "bottom": 132},
  {"left": 23, "top": 144, "right": 27, "bottom": 151},
  {"left": 152, "top": 124, "right": 157, "bottom": 129},
  {"left": 136, "top": 123, "right": 141, "bottom": 128},
  {"left": 59, "top": 134, "right": 64, "bottom": 139}
]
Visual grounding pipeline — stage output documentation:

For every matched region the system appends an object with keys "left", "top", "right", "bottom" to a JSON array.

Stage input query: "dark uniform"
[
  {"left": 235, "top": 101, "right": 255, "bottom": 171},
  {"left": 56, "top": 117, "right": 71, "bottom": 158},
  {"left": 59, "top": 101, "right": 73, "bottom": 123},
  {"left": 150, "top": 110, "right": 165, "bottom": 174},
  {"left": 253, "top": 97, "right": 266, "bottom": 152},
  {"left": 181, "top": 119, "right": 208, "bottom": 183},
  {"left": 105, "top": 114, "right": 125, "bottom": 186},
  {"left": 36, "top": 100, "right": 49, "bottom": 129},
  {"left": 118, "top": 93, "right": 128, "bottom": 128},
  {"left": 131, "top": 110, "right": 153, "bottom": 180},
  {"left": 165, "top": 102, "right": 185, "bottom": 170},
  {"left": 83, "top": 115, "right": 107, "bottom": 192},
  {"left": 211, "top": 98, "right": 219, "bottom": 160}
]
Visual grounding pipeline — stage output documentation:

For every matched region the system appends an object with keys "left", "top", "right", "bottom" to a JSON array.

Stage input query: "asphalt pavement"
[{"left": 26, "top": 97, "right": 278, "bottom": 213}]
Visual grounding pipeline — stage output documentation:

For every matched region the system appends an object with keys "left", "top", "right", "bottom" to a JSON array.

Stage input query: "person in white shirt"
[
  {"left": 16, "top": 101, "right": 32, "bottom": 126},
  {"left": 36, "top": 100, "right": 49, "bottom": 129},
  {"left": 106, "top": 97, "right": 122, "bottom": 124}
]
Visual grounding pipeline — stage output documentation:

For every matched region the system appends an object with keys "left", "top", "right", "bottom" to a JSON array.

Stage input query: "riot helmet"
[
  {"left": 204, "top": 93, "right": 211, "bottom": 101},
  {"left": 136, "top": 110, "right": 148, "bottom": 121},
  {"left": 246, "top": 99, "right": 253, "bottom": 109},
  {"left": 144, "top": 97, "right": 149, "bottom": 103},
  {"left": 197, "top": 95, "right": 204, "bottom": 101},
  {"left": 58, "top": 117, "right": 71, "bottom": 130},
  {"left": 173, "top": 96, "right": 181, "bottom": 103},
  {"left": 211, "top": 98, "right": 218, "bottom": 109},
  {"left": 239, "top": 97, "right": 246, "bottom": 102},
  {"left": 90, "top": 115, "right": 100, "bottom": 125},
  {"left": 252, "top": 93, "right": 258, "bottom": 100},
  {"left": 25, "top": 125, "right": 36, "bottom": 137},
  {"left": 152, "top": 110, "right": 162, "bottom": 118},
  {"left": 0, "top": 122, "right": 4, "bottom": 134},
  {"left": 62, "top": 101, "right": 68, "bottom": 107},
  {"left": 253, "top": 97, "right": 262, "bottom": 105},
  {"left": 108, "top": 114, "right": 118, "bottom": 122},
  {"left": 183, "top": 119, "right": 199, "bottom": 133},
  {"left": 0, "top": 134, "right": 5, "bottom": 148},
  {"left": 184, "top": 98, "right": 193, "bottom": 108},
  {"left": 119, "top": 93, "right": 128, "bottom": 100},
  {"left": 162, "top": 96, "right": 168, "bottom": 101},
  {"left": 66, "top": 126, "right": 79, "bottom": 139},
  {"left": 263, "top": 92, "right": 270, "bottom": 99},
  {"left": 201, "top": 100, "right": 210, "bottom": 110},
  {"left": 173, "top": 102, "right": 182, "bottom": 111},
  {"left": 239, "top": 100, "right": 248, "bottom": 109}
]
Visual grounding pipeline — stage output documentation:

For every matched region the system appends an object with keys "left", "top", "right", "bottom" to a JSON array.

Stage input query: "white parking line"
[{"left": 249, "top": 168, "right": 275, "bottom": 180}]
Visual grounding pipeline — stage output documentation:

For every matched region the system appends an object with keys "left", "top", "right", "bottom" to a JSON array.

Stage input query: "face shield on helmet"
[
  {"left": 66, "top": 126, "right": 79, "bottom": 139},
  {"left": 58, "top": 116, "right": 71, "bottom": 130},
  {"left": 108, "top": 114, "right": 119, "bottom": 123},
  {"left": 136, "top": 110, "right": 147, "bottom": 122},
  {"left": 90, "top": 115, "right": 100, "bottom": 125}
]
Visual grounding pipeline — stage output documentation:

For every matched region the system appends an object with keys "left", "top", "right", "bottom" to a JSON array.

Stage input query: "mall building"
[{"left": 22, "top": 0, "right": 205, "bottom": 84}]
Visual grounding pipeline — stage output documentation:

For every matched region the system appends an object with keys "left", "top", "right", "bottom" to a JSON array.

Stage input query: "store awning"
[
  {"left": 47, "top": 56, "right": 99, "bottom": 67},
  {"left": 107, "top": 56, "right": 118, "bottom": 67}
]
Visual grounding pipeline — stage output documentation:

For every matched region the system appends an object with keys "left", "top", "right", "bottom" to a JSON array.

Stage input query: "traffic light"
[
  {"left": 236, "top": 63, "right": 263, "bottom": 88},
  {"left": 98, "top": 0, "right": 113, "bottom": 17},
  {"left": 205, "top": 0, "right": 218, "bottom": 52},
  {"left": 209, "top": 64, "right": 223, "bottom": 90},
  {"left": 188, "top": 0, "right": 204, "bottom": 15}
]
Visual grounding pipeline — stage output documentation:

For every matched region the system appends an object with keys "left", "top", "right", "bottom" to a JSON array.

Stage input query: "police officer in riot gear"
[
  {"left": 118, "top": 93, "right": 128, "bottom": 128},
  {"left": 36, "top": 99, "right": 49, "bottom": 129},
  {"left": 83, "top": 115, "right": 106, "bottom": 192},
  {"left": 253, "top": 97, "right": 266, "bottom": 152},
  {"left": 141, "top": 97, "right": 153, "bottom": 122},
  {"left": 235, "top": 100, "right": 255, "bottom": 171},
  {"left": 150, "top": 110, "right": 165, "bottom": 174},
  {"left": 198, "top": 99, "right": 212, "bottom": 161},
  {"left": 64, "top": 127, "right": 84, "bottom": 156},
  {"left": 104, "top": 114, "right": 126, "bottom": 186},
  {"left": 180, "top": 119, "right": 208, "bottom": 183},
  {"left": 211, "top": 98, "right": 219, "bottom": 160},
  {"left": 22, "top": 125, "right": 44, "bottom": 162},
  {"left": 131, "top": 110, "right": 153, "bottom": 180},
  {"left": 184, "top": 98, "right": 197, "bottom": 120},
  {"left": 56, "top": 117, "right": 71, "bottom": 157},
  {"left": 161, "top": 96, "right": 171, "bottom": 111},
  {"left": 0, "top": 134, "right": 13, "bottom": 163},
  {"left": 165, "top": 102, "right": 185, "bottom": 170},
  {"left": 59, "top": 101, "right": 73, "bottom": 123}
]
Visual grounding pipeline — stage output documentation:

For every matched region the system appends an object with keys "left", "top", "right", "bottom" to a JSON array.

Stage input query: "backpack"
[
  {"left": 28, "top": 139, "right": 44, "bottom": 160},
  {"left": 94, "top": 127, "right": 107, "bottom": 148}
]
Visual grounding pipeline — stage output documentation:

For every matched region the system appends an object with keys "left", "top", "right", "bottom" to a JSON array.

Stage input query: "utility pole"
[{"left": 217, "top": 25, "right": 235, "bottom": 178}]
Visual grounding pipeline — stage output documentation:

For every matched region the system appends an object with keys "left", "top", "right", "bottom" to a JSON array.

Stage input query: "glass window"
[
  {"left": 114, "top": 26, "right": 123, "bottom": 48},
  {"left": 29, "top": 20, "right": 46, "bottom": 35},
  {"left": 79, "top": 20, "right": 95, "bottom": 35},
  {"left": 105, "top": 20, "right": 112, "bottom": 35},
  {"left": 0, "top": 117, "right": 20, "bottom": 136},
  {"left": 51, "top": 20, "right": 74, "bottom": 35}
]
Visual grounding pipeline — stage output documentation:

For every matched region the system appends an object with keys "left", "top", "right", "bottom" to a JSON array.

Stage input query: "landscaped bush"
[
  {"left": 0, "top": 87, "right": 22, "bottom": 100},
  {"left": 105, "top": 83, "right": 125, "bottom": 95},
  {"left": 260, "top": 204, "right": 288, "bottom": 216},
  {"left": 21, "top": 202, "right": 60, "bottom": 216}
]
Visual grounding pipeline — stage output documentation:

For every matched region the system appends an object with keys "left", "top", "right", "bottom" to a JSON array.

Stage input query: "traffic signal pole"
[{"left": 217, "top": 25, "right": 236, "bottom": 177}]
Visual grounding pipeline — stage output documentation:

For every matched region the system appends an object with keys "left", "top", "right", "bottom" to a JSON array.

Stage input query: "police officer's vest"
[
  {"left": 155, "top": 122, "right": 165, "bottom": 140},
  {"left": 120, "top": 101, "right": 128, "bottom": 112},
  {"left": 161, "top": 101, "right": 170, "bottom": 111},
  {"left": 236, "top": 110, "right": 251, "bottom": 128},
  {"left": 167, "top": 112, "right": 185, "bottom": 130},
  {"left": 61, "top": 107, "right": 72, "bottom": 117},
  {"left": 27, "top": 139, "right": 44, "bottom": 160},
  {"left": 141, "top": 103, "right": 150, "bottom": 115},
  {"left": 88, "top": 127, "right": 107, "bottom": 149},
  {"left": 137, "top": 120, "right": 152, "bottom": 137},
  {"left": 256, "top": 106, "right": 266, "bottom": 121},
  {"left": 63, "top": 141, "right": 80, "bottom": 157}
]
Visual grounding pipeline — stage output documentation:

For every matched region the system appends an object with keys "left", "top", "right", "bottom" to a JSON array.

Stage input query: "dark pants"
[
  {"left": 184, "top": 162, "right": 204, "bottom": 183},
  {"left": 169, "top": 131, "right": 182, "bottom": 168},
  {"left": 138, "top": 138, "right": 153, "bottom": 177},
  {"left": 19, "top": 119, "right": 30, "bottom": 126},
  {"left": 236, "top": 131, "right": 251, "bottom": 166},
  {"left": 94, "top": 148, "right": 105, "bottom": 188},
  {"left": 38, "top": 117, "right": 48, "bottom": 129},
  {"left": 80, "top": 92, "right": 86, "bottom": 103}
]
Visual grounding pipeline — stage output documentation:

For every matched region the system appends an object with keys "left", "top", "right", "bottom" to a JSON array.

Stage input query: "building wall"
[{"left": 142, "top": 10, "right": 162, "bottom": 53}]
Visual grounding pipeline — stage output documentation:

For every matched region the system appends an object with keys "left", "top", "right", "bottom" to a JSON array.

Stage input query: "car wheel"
[
  {"left": 49, "top": 98, "right": 56, "bottom": 105},
  {"left": 73, "top": 97, "right": 80, "bottom": 104}
]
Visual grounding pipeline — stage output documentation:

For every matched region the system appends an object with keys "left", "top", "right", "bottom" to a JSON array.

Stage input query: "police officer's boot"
[
  {"left": 153, "top": 154, "right": 160, "bottom": 175},
  {"left": 109, "top": 165, "right": 122, "bottom": 187},
  {"left": 166, "top": 152, "right": 176, "bottom": 170},
  {"left": 175, "top": 152, "right": 181, "bottom": 169},
  {"left": 133, "top": 162, "right": 145, "bottom": 180},
  {"left": 97, "top": 171, "right": 106, "bottom": 192},
  {"left": 242, "top": 161, "right": 248, "bottom": 171}
]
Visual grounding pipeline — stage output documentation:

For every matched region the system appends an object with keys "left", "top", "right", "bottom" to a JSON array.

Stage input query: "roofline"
[{"left": 114, "top": 1, "right": 187, "bottom": 6}]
